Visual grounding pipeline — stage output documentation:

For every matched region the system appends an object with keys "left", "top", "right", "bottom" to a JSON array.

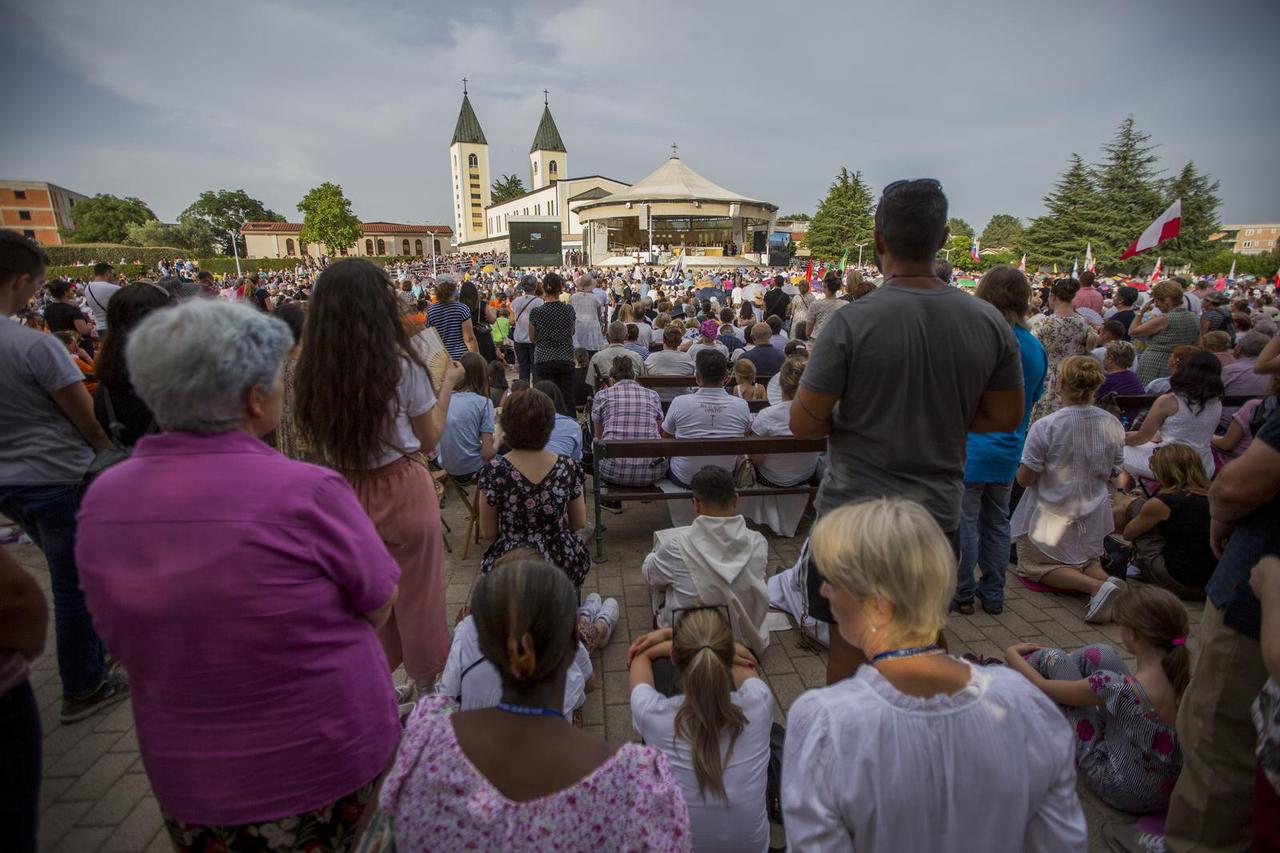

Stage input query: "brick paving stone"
[
  {"left": 78, "top": 772, "right": 152, "bottom": 828},
  {"left": 766, "top": 673, "right": 806, "bottom": 713},
  {"left": 601, "top": 669, "right": 630, "bottom": 704},
  {"left": 99, "top": 795, "right": 162, "bottom": 853},
  {"left": 61, "top": 752, "right": 134, "bottom": 803},
  {"left": 40, "top": 775, "right": 77, "bottom": 815},
  {"left": 50, "top": 825, "right": 112, "bottom": 853},
  {"left": 45, "top": 729, "right": 118, "bottom": 778},
  {"left": 39, "top": 801, "right": 93, "bottom": 850},
  {"left": 604, "top": 702, "right": 639, "bottom": 744}
]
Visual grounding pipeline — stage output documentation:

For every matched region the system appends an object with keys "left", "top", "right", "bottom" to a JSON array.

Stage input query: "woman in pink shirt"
[{"left": 77, "top": 300, "right": 402, "bottom": 852}]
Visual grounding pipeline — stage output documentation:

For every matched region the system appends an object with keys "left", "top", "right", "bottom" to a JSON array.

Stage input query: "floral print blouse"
[
  {"left": 477, "top": 455, "right": 592, "bottom": 586},
  {"left": 368, "top": 695, "right": 692, "bottom": 852},
  {"left": 1031, "top": 314, "right": 1090, "bottom": 423}
]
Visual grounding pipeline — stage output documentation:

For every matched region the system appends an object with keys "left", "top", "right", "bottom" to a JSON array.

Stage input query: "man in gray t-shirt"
[
  {"left": 0, "top": 230, "right": 121, "bottom": 723},
  {"left": 790, "top": 180, "right": 1024, "bottom": 684}
]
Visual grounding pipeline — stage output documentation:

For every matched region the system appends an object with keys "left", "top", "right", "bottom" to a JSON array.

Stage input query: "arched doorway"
[
  {"left": 365, "top": 239, "right": 374, "bottom": 255},
  {"left": 402, "top": 239, "right": 410, "bottom": 255},
  {"left": 376, "top": 238, "right": 386, "bottom": 255},
  {"left": 415, "top": 239, "right": 423, "bottom": 256}
]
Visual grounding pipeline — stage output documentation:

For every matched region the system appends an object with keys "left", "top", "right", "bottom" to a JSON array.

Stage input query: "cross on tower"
[
  {"left": 670, "top": 142, "right": 678, "bottom": 157},
  {"left": 462, "top": 77, "right": 468, "bottom": 95},
  {"left": 544, "top": 89, "right": 549, "bottom": 105}
]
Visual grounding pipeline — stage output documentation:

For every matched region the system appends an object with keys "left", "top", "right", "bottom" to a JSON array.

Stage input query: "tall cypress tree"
[
  {"left": 1158, "top": 161, "right": 1222, "bottom": 269},
  {"left": 804, "top": 168, "right": 876, "bottom": 262},
  {"left": 1024, "top": 154, "right": 1105, "bottom": 269},
  {"left": 1093, "top": 116, "right": 1164, "bottom": 262}
]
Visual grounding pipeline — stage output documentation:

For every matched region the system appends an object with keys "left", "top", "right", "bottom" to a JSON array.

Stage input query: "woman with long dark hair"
[
  {"left": 459, "top": 280, "right": 497, "bottom": 363},
  {"left": 93, "top": 283, "right": 175, "bottom": 446},
  {"left": 1121, "top": 350, "right": 1224, "bottom": 486},
  {"left": 296, "top": 259, "right": 463, "bottom": 699}
]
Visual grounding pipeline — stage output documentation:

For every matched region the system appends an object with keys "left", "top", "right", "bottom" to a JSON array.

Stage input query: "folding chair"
[{"left": 443, "top": 474, "right": 482, "bottom": 559}]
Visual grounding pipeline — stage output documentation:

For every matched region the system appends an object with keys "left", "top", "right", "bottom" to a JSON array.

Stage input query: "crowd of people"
[{"left": 3, "top": 173, "right": 1280, "bottom": 853}]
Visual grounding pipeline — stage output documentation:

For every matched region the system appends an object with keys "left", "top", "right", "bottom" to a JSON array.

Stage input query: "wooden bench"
[
  {"left": 589, "top": 435, "right": 824, "bottom": 561},
  {"left": 637, "top": 373, "right": 773, "bottom": 388}
]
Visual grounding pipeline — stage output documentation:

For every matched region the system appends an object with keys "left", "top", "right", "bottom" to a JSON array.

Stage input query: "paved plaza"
[{"left": 16, "top": 490, "right": 1200, "bottom": 852}]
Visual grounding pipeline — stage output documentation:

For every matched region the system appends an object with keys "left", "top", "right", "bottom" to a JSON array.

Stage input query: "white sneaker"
[
  {"left": 578, "top": 593, "right": 602, "bottom": 624},
  {"left": 1085, "top": 578, "right": 1125, "bottom": 623},
  {"left": 594, "top": 598, "right": 620, "bottom": 648}
]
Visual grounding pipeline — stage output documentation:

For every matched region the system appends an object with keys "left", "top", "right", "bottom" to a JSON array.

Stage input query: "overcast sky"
[{"left": 2, "top": 0, "right": 1276, "bottom": 233}]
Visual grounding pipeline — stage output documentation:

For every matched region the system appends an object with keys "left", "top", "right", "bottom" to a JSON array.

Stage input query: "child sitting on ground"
[
  {"left": 641, "top": 466, "right": 769, "bottom": 659},
  {"left": 1004, "top": 585, "right": 1186, "bottom": 814}
]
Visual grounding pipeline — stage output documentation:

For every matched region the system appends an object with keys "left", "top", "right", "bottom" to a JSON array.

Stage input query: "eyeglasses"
[{"left": 881, "top": 178, "right": 943, "bottom": 198}]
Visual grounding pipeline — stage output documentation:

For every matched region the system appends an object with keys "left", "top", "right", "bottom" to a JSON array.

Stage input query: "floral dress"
[
  {"left": 1026, "top": 644, "right": 1181, "bottom": 814},
  {"left": 356, "top": 695, "right": 692, "bottom": 852},
  {"left": 1031, "top": 314, "right": 1091, "bottom": 423},
  {"left": 477, "top": 455, "right": 592, "bottom": 586}
]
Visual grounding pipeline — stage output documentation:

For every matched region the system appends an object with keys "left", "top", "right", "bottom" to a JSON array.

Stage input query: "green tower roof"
[
  {"left": 530, "top": 104, "right": 566, "bottom": 154},
  {"left": 451, "top": 94, "right": 487, "bottom": 145}
]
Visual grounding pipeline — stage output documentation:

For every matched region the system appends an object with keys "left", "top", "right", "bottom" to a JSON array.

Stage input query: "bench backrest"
[
  {"left": 1112, "top": 393, "right": 1256, "bottom": 418},
  {"left": 594, "top": 435, "right": 824, "bottom": 459}
]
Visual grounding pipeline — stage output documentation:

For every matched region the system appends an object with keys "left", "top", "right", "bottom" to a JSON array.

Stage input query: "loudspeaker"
[{"left": 752, "top": 232, "right": 767, "bottom": 252}]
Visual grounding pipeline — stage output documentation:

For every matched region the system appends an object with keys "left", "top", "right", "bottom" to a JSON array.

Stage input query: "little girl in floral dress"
[{"left": 1004, "top": 585, "right": 1187, "bottom": 813}]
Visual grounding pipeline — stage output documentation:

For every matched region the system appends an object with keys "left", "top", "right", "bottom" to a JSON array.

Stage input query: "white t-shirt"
[
  {"left": 84, "top": 280, "right": 121, "bottom": 330},
  {"left": 631, "top": 678, "right": 773, "bottom": 853},
  {"left": 662, "top": 388, "right": 752, "bottom": 484},
  {"left": 510, "top": 294, "right": 543, "bottom": 344},
  {"left": 765, "top": 374, "right": 783, "bottom": 405},
  {"left": 749, "top": 401, "right": 820, "bottom": 486},
  {"left": 645, "top": 349, "right": 696, "bottom": 403},
  {"left": 438, "top": 616, "right": 591, "bottom": 718},
  {"left": 369, "top": 351, "right": 437, "bottom": 469},
  {"left": 686, "top": 341, "right": 728, "bottom": 362}
]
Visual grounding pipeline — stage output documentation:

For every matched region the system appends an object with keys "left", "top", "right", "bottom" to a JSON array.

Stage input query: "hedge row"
[{"left": 44, "top": 244, "right": 188, "bottom": 266}]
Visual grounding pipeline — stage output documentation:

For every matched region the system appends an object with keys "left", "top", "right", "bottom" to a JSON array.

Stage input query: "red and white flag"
[
  {"left": 1018, "top": 253, "right": 1026, "bottom": 273},
  {"left": 1149, "top": 256, "right": 1163, "bottom": 283},
  {"left": 1119, "top": 198, "right": 1181, "bottom": 259}
]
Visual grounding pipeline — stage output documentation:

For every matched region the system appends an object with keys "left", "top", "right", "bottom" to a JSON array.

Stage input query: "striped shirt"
[{"left": 428, "top": 300, "right": 472, "bottom": 359}]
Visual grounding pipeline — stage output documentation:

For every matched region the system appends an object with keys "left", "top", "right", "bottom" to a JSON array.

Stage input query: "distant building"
[
  {"left": 0, "top": 180, "right": 89, "bottom": 245},
  {"left": 448, "top": 89, "right": 631, "bottom": 257},
  {"left": 240, "top": 221, "right": 452, "bottom": 259},
  {"left": 1212, "top": 223, "right": 1280, "bottom": 255}
]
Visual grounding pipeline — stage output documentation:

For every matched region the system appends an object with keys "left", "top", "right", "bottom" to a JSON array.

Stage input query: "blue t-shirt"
[
  {"left": 544, "top": 413, "right": 583, "bottom": 461},
  {"left": 436, "top": 392, "right": 494, "bottom": 477},
  {"left": 963, "top": 325, "right": 1048, "bottom": 484}
]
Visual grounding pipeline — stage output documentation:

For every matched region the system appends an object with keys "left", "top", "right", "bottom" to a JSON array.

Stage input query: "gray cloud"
[{"left": 2, "top": 0, "right": 1275, "bottom": 232}]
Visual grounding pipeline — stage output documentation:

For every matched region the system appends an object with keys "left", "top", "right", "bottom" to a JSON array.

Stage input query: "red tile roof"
[{"left": 242, "top": 221, "right": 452, "bottom": 235}]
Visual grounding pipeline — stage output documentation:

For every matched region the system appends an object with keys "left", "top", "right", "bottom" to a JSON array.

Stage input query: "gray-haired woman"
[{"left": 75, "top": 300, "right": 403, "bottom": 851}]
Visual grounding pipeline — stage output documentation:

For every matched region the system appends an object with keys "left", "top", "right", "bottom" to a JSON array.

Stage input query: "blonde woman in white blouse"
[{"left": 781, "top": 498, "right": 1087, "bottom": 853}]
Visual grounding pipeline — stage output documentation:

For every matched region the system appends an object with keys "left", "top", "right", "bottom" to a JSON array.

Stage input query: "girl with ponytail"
[
  {"left": 1005, "top": 584, "right": 1187, "bottom": 813},
  {"left": 628, "top": 607, "right": 773, "bottom": 852}
]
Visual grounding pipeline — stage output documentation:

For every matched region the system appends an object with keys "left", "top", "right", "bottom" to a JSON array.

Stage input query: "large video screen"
[
  {"left": 767, "top": 230, "right": 791, "bottom": 267},
  {"left": 509, "top": 220, "right": 563, "bottom": 267}
]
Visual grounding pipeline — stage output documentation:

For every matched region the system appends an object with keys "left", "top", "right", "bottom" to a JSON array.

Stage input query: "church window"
[
  {"left": 549, "top": 161, "right": 558, "bottom": 175},
  {"left": 285, "top": 238, "right": 295, "bottom": 255},
  {"left": 415, "top": 239, "right": 423, "bottom": 255},
  {"left": 402, "top": 239, "right": 410, "bottom": 255},
  {"left": 468, "top": 153, "right": 478, "bottom": 168},
  {"left": 533, "top": 162, "right": 538, "bottom": 175},
  {"left": 365, "top": 239, "right": 374, "bottom": 255},
  {"left": 377, "top": 239, "right": 386, "bottom": 254}
]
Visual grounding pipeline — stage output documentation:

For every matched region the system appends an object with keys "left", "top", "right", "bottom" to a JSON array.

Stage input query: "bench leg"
[{"left": 591, "top": 466, "right": 607, "bottom": 563}]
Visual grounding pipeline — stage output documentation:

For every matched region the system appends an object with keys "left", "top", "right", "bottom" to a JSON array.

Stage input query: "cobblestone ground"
[{"left": 14, "top": 490, "right": 1202, "bottom": 852}]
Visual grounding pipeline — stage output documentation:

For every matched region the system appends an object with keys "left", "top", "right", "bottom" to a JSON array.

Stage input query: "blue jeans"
[
  {"left": 955, "top": 481, "right": 1013, "bottom": 606},
  {"left": 0, "top": 485, "right": 106, "bottom": 698}
]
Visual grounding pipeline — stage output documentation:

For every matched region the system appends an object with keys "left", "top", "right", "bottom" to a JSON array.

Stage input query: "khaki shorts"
[{"left": 1012, "top": 534, "right": 1102, "bottom": 582}]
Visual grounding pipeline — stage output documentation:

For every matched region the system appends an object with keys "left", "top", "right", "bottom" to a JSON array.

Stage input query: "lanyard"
[
  {"left": 870, "top": 644, "right": 943, "bottom": 665},
  {"left": 495, "top": 700, "right": 563, "bottom": 718}
]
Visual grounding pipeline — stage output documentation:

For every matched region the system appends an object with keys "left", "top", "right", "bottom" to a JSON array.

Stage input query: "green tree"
[
  {"left": 804, "top": 167, "right": 876, "bottom": 263},
  {"left": 1023, "top": 153, "right": 1106, "bottom": 269},
  {"left": 1093, "top": 116, "right": 1165, "bottom": 264},
  {"left": 62, "top": 194, "right": 155, "bottom": 243},
  {"left": 947, "top": 217, "right": 974, "bottom": 239},
  {"left": 179, "top": 189, "right": 285, "bottom": 255},
  {"left": 124, "top": 218, "right": 220, "bottom": 255},
  {"left": 779, "top": 213, "right": 811, "bottom": 221},
  {"left": 1156, "top": 161, "right": 1222, "bottom": 269},
  {"left": 490, "top": 174, "right": 526, "bottom": 205},
  {"left": 297, "top": 183, "right": 361, "bottom": 257},
  {"left": 980, "top": 214, "right": 1024, "bottom": 251}
]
